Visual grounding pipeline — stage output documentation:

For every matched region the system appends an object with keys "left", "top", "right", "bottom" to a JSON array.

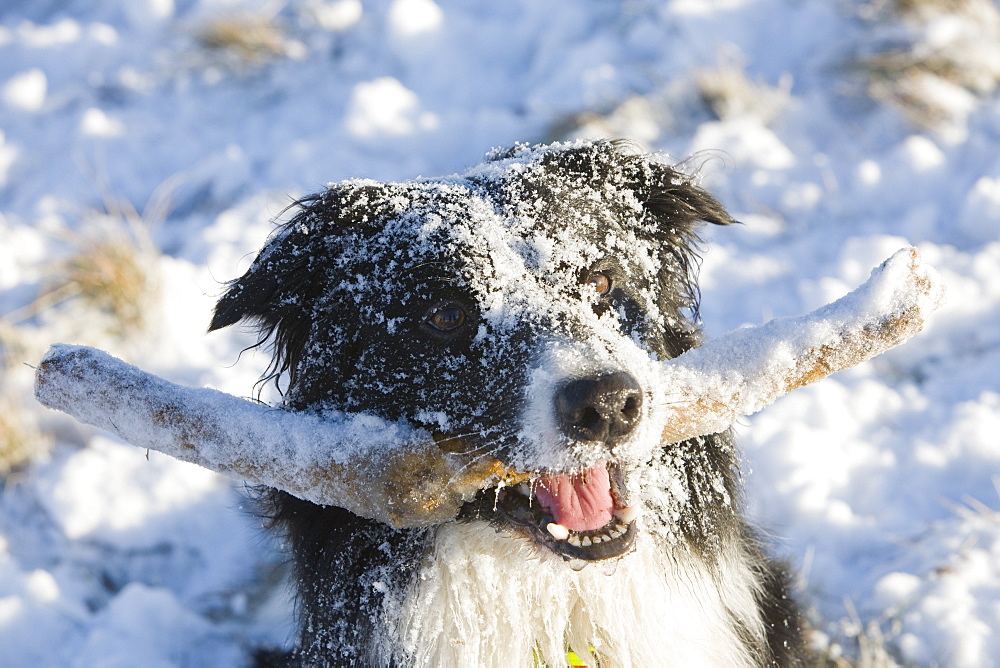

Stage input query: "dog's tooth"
[
  {"left": 581, "top": 536, "right": 592, "bottom": 547},
  {"left": 546, "top": 523, "right": 570, "bottom": 541},
  {"left": 591, "top": 535, "right": 603, "bottom": 544},
  {"left": 608, "top": 528, "right": 623, "bottom": 539},
  {"left": 517, "top": 483, "right": 532, "bottom": 497},
  {"left": 568, "top": 534, "right": 582, "bottom": 547},
  {"left": 614, "top": 506, "right": 640, "bottom": 524}
]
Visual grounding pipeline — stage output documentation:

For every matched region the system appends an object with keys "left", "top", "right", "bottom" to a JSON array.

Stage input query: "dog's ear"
[
  {"left": 209, "top": 203, "right": 321, "bottom": 335},
  {"left": 209, "top": 184, "right": 390, "bottom": 334},
  {"left": 594, "top": 141, "right": 737, "bottom": 233},
  {"left": 208, "top": 185, "right": 391, "bottom": 394},
  {"left": 641, "top": 166, "right": 735, "bottom": 230},
  {"left": 207, "top": 196, "right": 332, "bottom": 396},
  {"left": 616, "top": 145, "right": 736, "bottom": 344}
]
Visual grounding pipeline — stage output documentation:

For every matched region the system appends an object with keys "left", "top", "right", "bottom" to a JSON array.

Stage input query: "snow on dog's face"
[{"left": 212, "top": 140, "right": 734, "bottom": 562}]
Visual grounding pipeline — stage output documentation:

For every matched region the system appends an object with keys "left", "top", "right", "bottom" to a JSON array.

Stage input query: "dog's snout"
[{"left": 554, "top": 372, "right": 643, "bottom": 446}]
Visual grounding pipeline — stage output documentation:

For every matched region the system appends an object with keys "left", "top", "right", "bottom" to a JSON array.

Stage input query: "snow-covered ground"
[{"left": 1, "top": 0, "right": 999, "bottom": 665}]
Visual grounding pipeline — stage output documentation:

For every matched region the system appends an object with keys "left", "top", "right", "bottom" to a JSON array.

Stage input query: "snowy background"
[{"left": 1, "top": 0, "right": 999, "bottom": 665}]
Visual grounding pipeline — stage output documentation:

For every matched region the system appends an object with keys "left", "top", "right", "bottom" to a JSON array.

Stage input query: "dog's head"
[{"left": 210, "top": 140, "right": 734, "bottom": 561}]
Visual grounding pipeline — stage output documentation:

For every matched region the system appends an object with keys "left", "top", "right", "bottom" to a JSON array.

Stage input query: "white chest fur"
[{"left": 383, "top": 522, "right": 767, "bottom": 667}]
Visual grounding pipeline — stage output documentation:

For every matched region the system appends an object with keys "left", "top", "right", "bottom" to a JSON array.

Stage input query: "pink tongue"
[{"left": 533, "top": 462, "right": 614, "bottom": 532}]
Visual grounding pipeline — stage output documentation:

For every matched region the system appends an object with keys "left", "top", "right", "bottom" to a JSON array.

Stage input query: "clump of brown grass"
[
  {"left": 547, "top": 53, "right": 791, "bottom": 145},
  {"left": 0, "top": 392, "right": 48, "bottom": 476},
  {"left": 0, "top": 323, "right": 50, "bottom": 474},
  {"left": 858, "top": 0, "right": 1000, "bottom": 127},
  {"left": 888, "top": 0, "right": 980, "bottom": 21},
  {"left": 2, "top": 185, "right": 163, "bottom": 346},
  {"left": 53, "top": 218, "right": 155, "bottom": 336},
  {"left": 695, "top": 59, "right": 792, "bottom": 124},
  {"left": 199, "top": 13, "right": 287, "bottom": 65}
]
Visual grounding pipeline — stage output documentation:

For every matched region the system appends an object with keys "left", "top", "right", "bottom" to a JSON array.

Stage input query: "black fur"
[{"left": 215, "top": 140, "right": 808, "bottom": 666}]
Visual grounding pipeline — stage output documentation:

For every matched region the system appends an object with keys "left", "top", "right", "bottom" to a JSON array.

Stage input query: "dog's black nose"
[{"left": 554, "top": 372, "right": 643, "bottom": 446}]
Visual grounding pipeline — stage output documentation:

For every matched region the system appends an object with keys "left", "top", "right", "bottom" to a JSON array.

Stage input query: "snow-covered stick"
[
  {"left": 33, "top": 344, "right": 525, "bottom": 528},
  {"left": 656, "top": 246, "right": 944, "bottom": 444},
  {"left": 33, "top": 247, "right": 943, "bottom": 527}
]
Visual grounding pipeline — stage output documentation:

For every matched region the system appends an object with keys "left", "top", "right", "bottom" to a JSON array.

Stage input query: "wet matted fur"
[{"left": 211, "top": 140, "right": 808, "bottom": 666}]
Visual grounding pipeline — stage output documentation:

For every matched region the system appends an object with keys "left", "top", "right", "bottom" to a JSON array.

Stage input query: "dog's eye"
[
  {"left": 427, "top": 305, "right": 467, "bottom": 332},
  {"left": 584, "top": 271, "right": 612, "bottom": 297}
]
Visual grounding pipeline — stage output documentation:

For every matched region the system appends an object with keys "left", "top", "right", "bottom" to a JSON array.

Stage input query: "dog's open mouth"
[{"left": 465, "top": 460, "right": 638, "bottom": 561}]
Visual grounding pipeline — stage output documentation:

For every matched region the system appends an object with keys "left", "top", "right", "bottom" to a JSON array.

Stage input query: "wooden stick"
[
  {"left": 33, "top": 345, "right": 524, "bottom": 527},
  {"left": 34, "top": 247, "right": 943, "bottom": 526},
  {"left": 655, "top": 246, "right": 944, "bottom": 443}
]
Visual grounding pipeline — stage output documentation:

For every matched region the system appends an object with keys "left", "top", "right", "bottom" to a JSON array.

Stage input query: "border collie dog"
[{"left": 210, "top": 140, "right": 807, "bottom": 666}]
